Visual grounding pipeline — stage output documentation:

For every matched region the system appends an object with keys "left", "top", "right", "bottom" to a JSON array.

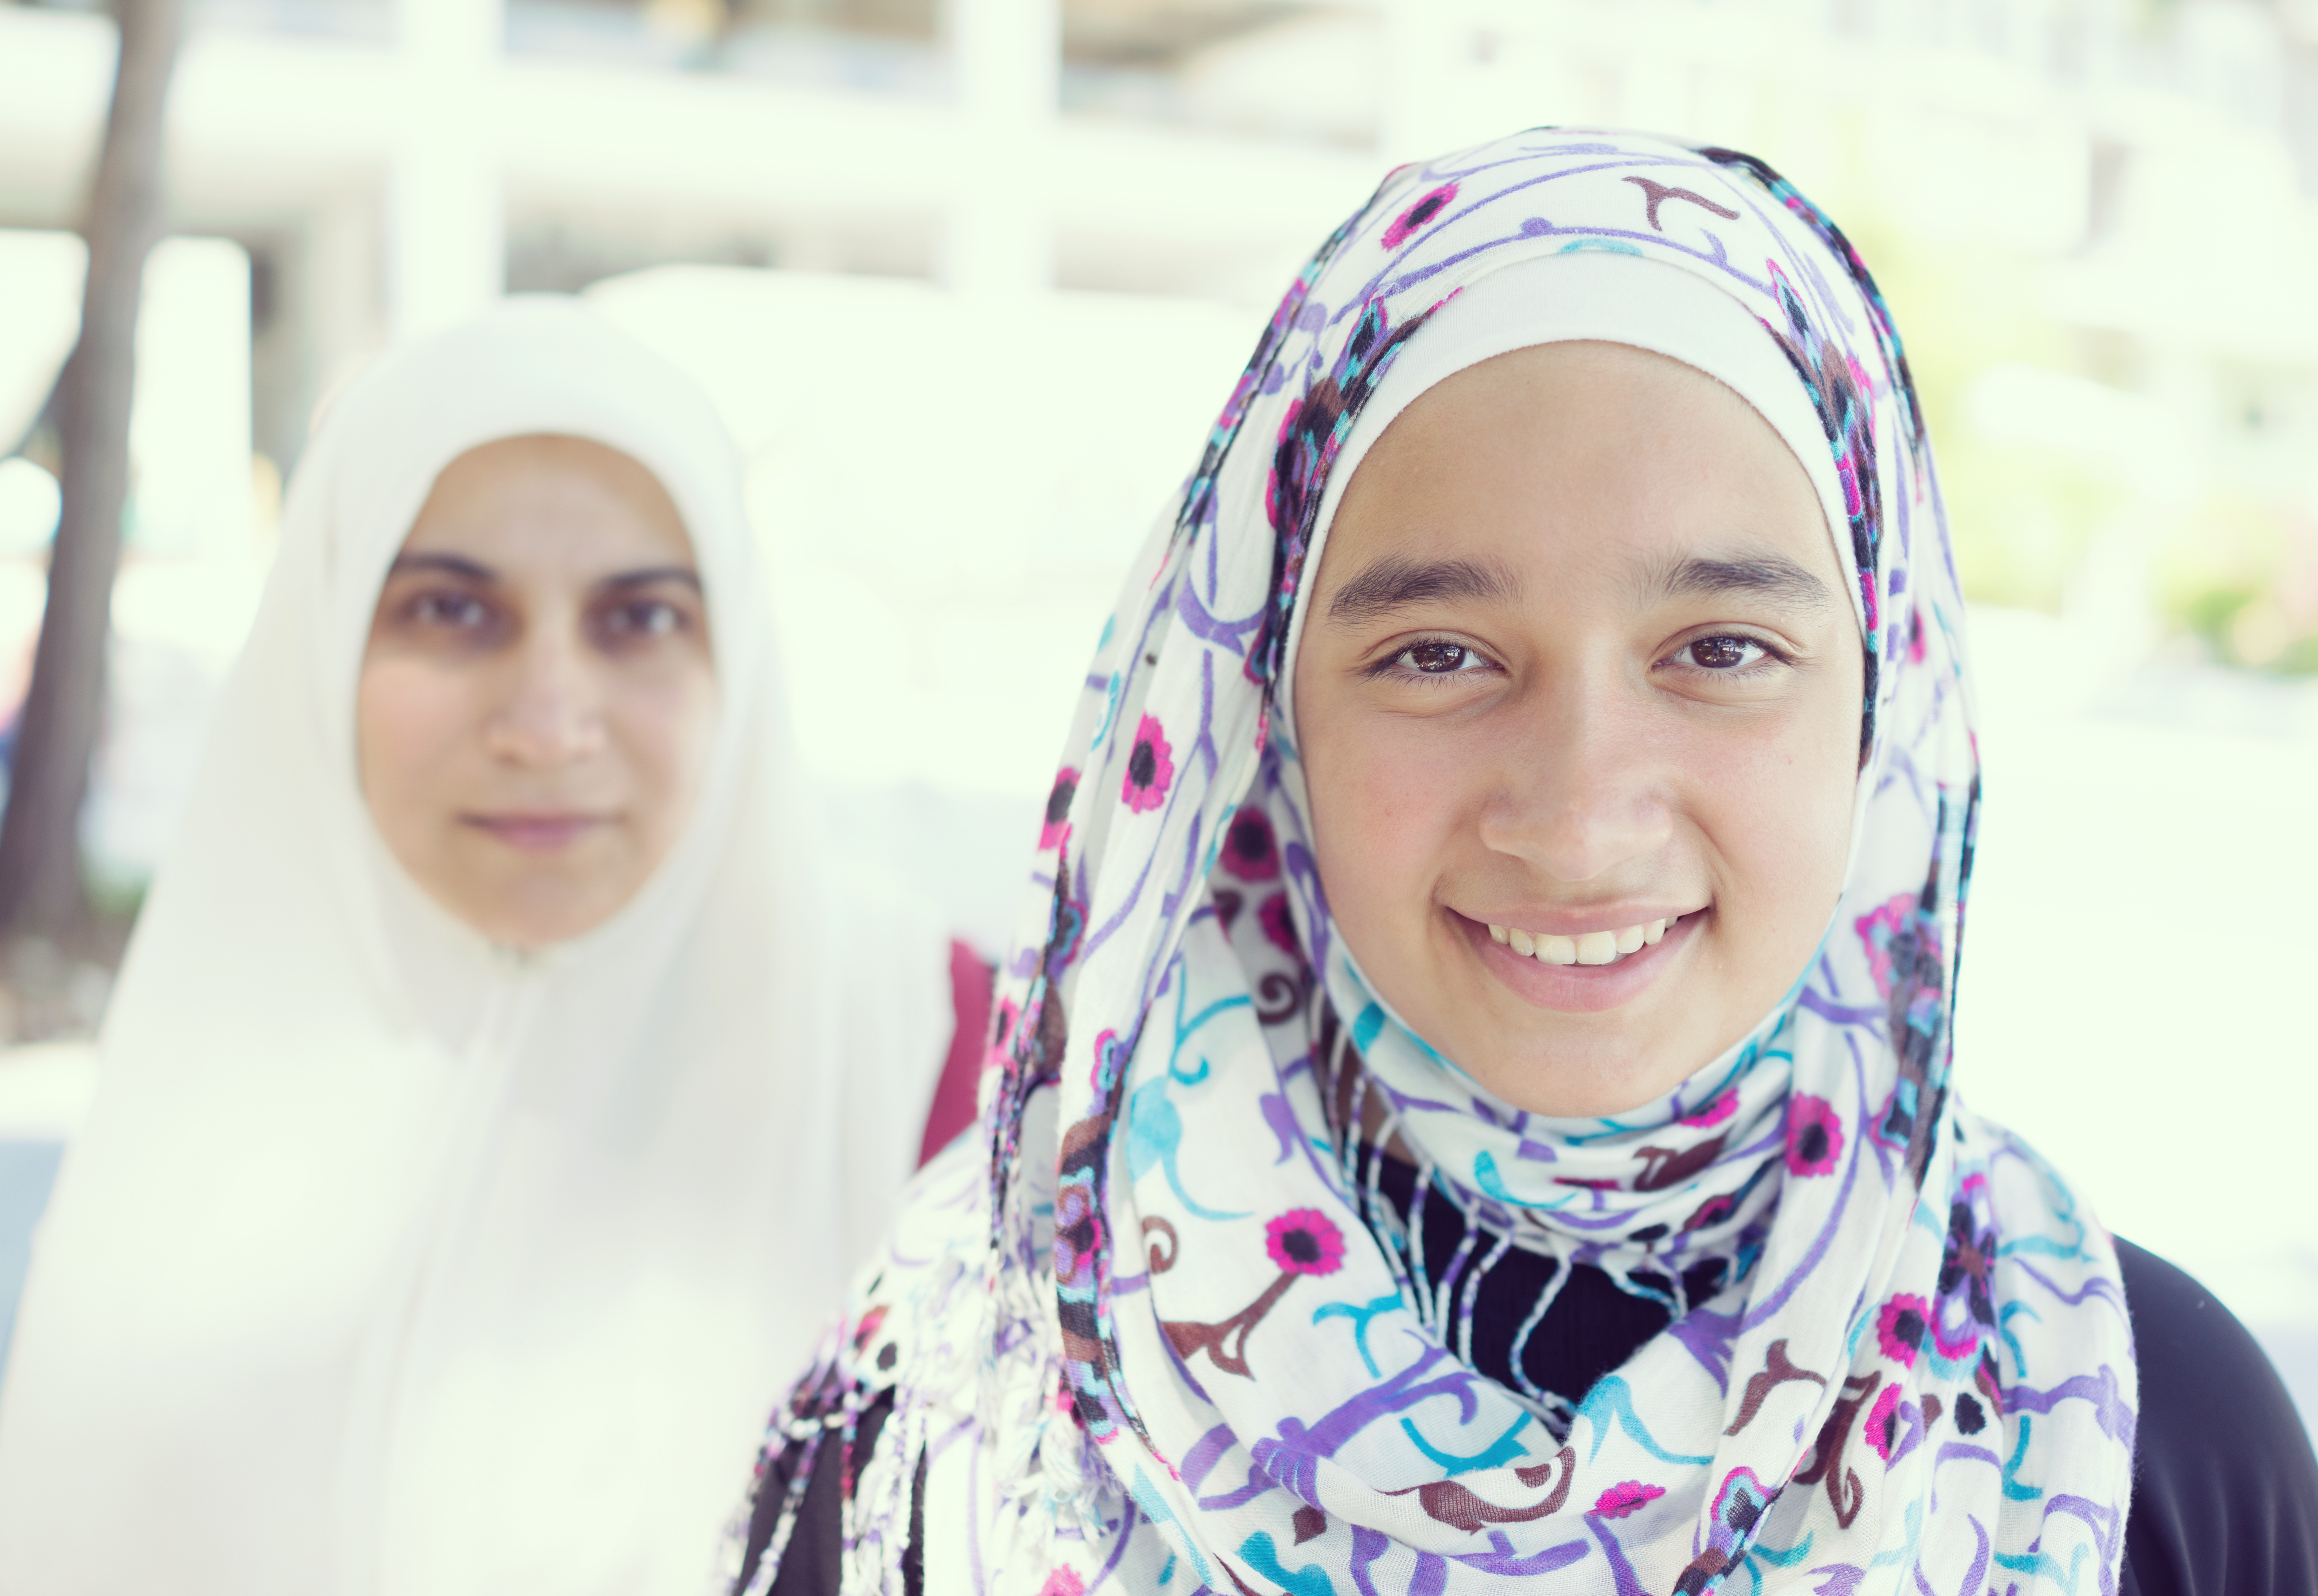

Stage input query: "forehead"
[
  {"left": 402, "top": 435, "right": 694, "bottom": 568},
  {"left": 1319, "top": 342, "right": 1836, "bottom": 603}
]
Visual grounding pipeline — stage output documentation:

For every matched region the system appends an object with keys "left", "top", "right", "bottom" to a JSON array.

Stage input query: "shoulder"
[{"left": 2117, "top": 1237, "right": 2318, "bottom": 1596}]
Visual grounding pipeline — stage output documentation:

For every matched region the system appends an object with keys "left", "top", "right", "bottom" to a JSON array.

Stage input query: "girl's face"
[
  {"left": 357, "top": 435, "right": 719, "bottom": 950},
  {"left": 1295, "top": 341, "right": 1862, "bottom": 1118}
]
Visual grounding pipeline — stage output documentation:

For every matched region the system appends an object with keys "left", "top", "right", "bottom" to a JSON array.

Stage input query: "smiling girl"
[
  {"left": 722, "top": 133, "right": 2315, "bottom": 1596},
  {"left": 0, "top": 301, "right": 972, "bottom": 1595}
]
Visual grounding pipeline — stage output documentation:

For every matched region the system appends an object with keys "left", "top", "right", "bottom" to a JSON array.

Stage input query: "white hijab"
[{"left": 0, "top": 298, "right": 952, "bottom": 1596}]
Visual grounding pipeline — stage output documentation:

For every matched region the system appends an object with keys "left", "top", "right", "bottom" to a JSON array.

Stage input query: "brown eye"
[
  {"left": 1405, "top": 642, "right": 1470, "bottom": 673},
  {"left": 1682, "top": 636, "right": 1766, "bottom": 671},
  {"left": 413, "top": 592, "right": 489, "bottom": 630},
  {"left": 597, "top": 599, "right": 685, "bottom": 643}
]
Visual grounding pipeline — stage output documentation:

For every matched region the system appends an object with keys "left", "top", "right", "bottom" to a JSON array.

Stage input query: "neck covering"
[
  {"left": 0, "top": 298, "right": 952, "bottom": 1596},
  {"left": 734, "top": 130, "right": 2136, "bottom": 1596}
]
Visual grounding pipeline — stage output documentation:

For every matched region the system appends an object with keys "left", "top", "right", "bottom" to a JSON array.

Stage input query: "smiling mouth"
[{"left": 1483, "top": 913, "right": 1696, "bottom": 968}]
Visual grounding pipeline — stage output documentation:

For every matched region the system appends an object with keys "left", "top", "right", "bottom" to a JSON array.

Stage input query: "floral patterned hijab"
[{"left": 731, "top": 130, "right": 2135, "bottom": 1596}]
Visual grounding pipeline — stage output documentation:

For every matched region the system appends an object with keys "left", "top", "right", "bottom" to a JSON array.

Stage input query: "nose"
[
  {"left": 1476, "top": 673, "right": 1673, "bottom": 883},
  {"left": 483, "top": 626, "right": 607, "bottom": 767}
]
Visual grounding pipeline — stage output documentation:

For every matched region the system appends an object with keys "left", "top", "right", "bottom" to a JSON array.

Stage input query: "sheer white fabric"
[{"left": 0, "top": 298, "right": 951, "bottom": 1596}]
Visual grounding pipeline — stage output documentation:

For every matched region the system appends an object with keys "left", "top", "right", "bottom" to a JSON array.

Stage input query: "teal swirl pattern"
[{"left": 726, "top": 128, "right": 2135, "bottom": 1596}]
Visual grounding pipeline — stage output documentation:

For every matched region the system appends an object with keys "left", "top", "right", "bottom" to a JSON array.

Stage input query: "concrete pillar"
[
  {"left": 304, "top": 190, "right": 387, "bottom": 442},
  {"left": 941, "top": 0, "right": 1057, "bottom": 295},
  {"left": 390, "top": 0, "right": 504, "bottom": 340},
  {"left": 127, "top": 238, "right": 254, "bottom": 560}
]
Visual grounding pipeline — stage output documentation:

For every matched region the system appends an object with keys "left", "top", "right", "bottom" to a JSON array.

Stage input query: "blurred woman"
[
  {"left": 0, "top": 299, "right": 976, "bottom": 1594},
  {"left": 723, "top": 132, "right": 2316, "bottom": 1596}
]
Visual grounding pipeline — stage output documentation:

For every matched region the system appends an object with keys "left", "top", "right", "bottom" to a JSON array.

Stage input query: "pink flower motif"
[
  {"left": 1681, "top": 1088, "right": 1737, "bottom": 1128},
  {"left": 1258, "top": 891, "right": 1299, "bottom": 957},
  {"left": 1036, "top": 1571, "right": 1084, "bottom": 1596},
  {"left": 1382, "top": 183, "right": 1459, "bottom": 249},
  {"left": 1876, "top": 1294, "right": 1930, "bottom": 1369},
  {"left": 1785, "top": 1094, "right": 1844, "bottom": 1177},
  {"left": 1220, "top": 807, "right": 1280, "bottom": 881},
  {"left": 1853, "top": 893, "right": 1918, "bottom": 997},
  {"left": 1703, "top": 1468, "right": 1772, "bottom": 1557},
  {"left": 1039, "top": 767, "right": 1078, "bottom": 850},
  {"left": 1931, "top": 1300, "right": 1984, "bottom": 1362},
  {"left": 1864, "top": 1383, "right": 1903, "bottom": 1462},
  {"left": 1121, "top": 715, "right": 1174, "bottom": 814},
  {"left": 1590, "top": 1480, "right": 1663, "bottom": 1519},
  {"left": 1264, "top": 1209, "right": 1345, "bottom": 1276}
]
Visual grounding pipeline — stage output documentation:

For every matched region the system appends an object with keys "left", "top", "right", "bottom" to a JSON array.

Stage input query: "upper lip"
[
  {"left": 462, "top": 812, "right": 614, "bottom": 827},
  {"left": 1460, "top": 905, "right": 1703, "bottom": 937}
]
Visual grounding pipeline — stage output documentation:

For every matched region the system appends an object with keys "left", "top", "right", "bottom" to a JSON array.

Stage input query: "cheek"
[
  {"left": 1302, "top": 701, "right": 1466, "bottom": 945},
  {"left": 355, "top": 661, "right": 475, "bottom": 828},
  {"left": 1697, "top": 707, "right": 1859, "bottom": 933},
  {"left": 609, "top": 664, "right": 720, "bottom": 841}
]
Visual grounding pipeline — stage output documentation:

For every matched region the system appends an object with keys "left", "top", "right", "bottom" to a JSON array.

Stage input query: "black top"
[
  {"left": 2115, "top": 1238, "right": 2318, "bottom": 1595},
  {"left": 741, "top": 1197, "right": 2318, "bottom": 1596}
]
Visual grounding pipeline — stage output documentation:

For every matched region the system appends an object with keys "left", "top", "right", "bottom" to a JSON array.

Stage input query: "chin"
[
  {"left": 1432, "top": 998, "right": 1681, "bottom": 1117},
  {"left": 461, "top": 876, "right": 627, "bottom": 949}
]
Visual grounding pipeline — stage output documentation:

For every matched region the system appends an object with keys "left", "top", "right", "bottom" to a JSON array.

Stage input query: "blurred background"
[{"left": 1, "top": 0, "right": 2315, "bottom": 1417}]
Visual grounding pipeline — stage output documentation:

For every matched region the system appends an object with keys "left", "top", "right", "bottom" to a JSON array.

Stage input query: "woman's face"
[
  {"left": 357, "top": 435, "right": 719, "bottom": 949},
  {"left": 1295, "top": 341, "right": 1862, "bottom": 1118}
]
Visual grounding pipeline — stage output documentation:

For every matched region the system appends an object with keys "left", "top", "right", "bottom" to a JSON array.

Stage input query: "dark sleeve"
[
  {"left": 2117, "top": 1237, "right": 2318, "bottom": 1596},
  {"left": 752, "top": 1395, "right": 871, "bottom": 1596},
  {"left": 742, "top": 1394, "right": 925, "bottom": 1596}
]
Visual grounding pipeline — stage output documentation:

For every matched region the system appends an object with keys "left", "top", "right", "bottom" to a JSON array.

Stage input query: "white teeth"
[{"left": 1486, "top": 915, "right": 1683, "bottom": 967}]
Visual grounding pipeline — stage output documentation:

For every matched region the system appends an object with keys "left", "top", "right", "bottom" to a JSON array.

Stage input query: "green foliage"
[
  {"left": 1832, "top": 205, "right": 2312, "bottom": 662},
  {"left": 83, "top": 859, "right": 150, "bottom": 923},
  {"left": 1940, "top": 445, "right": 2119, "bottom": 613},
  {"left": 2151, "top": 496, "right": 2318, "bottom": 674},
  {"left": 1845, "top": 219, "right": 2114, "bottom": 613}
]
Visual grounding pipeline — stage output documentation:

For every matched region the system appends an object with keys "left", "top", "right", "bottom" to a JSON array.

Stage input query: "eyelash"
[
  {"left": 1365, "top": 638, "right": 1498, "bottom": 682},
  {"left": 597, "top": 598, "right": 686, "bottom": 636},
  {"left": 1663, "top": 633, "right": 1793, "bottom": 676},
  {"left": 406, "top": 590, "right": 495, "bottom": 630},
  {"left": 1364, "top": 632, "right": 1796, "bottom": 682},
  {"left": 390, "top": 590, "right": 695, "bottom": 647}
]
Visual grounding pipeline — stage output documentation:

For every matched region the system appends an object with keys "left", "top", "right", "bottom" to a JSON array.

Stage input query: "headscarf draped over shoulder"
[{"left": 729, "top": 131, "right": 2134, "bottom": 1596}]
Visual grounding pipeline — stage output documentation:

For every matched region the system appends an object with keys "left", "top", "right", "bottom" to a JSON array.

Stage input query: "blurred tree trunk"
[{"left": 0, "top": 0, "right": 186, "bottom": 940}]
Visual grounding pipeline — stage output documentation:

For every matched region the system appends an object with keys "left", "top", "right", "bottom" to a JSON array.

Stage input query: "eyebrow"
[
  {"left": 385, "top": 553, "right": 702, "bottom": 595},
  {"left": 1645, "top": 555, "right": 1835, "bottom": 612},
  {"left": 597, "top": 566, "right": 703, "bottom": 595},
  {"left": 1326, "top": 556, "right": 1521, "bottom": 625},
  {"left": 389, "top": 551, "right": 496, "bottom": 583}
]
